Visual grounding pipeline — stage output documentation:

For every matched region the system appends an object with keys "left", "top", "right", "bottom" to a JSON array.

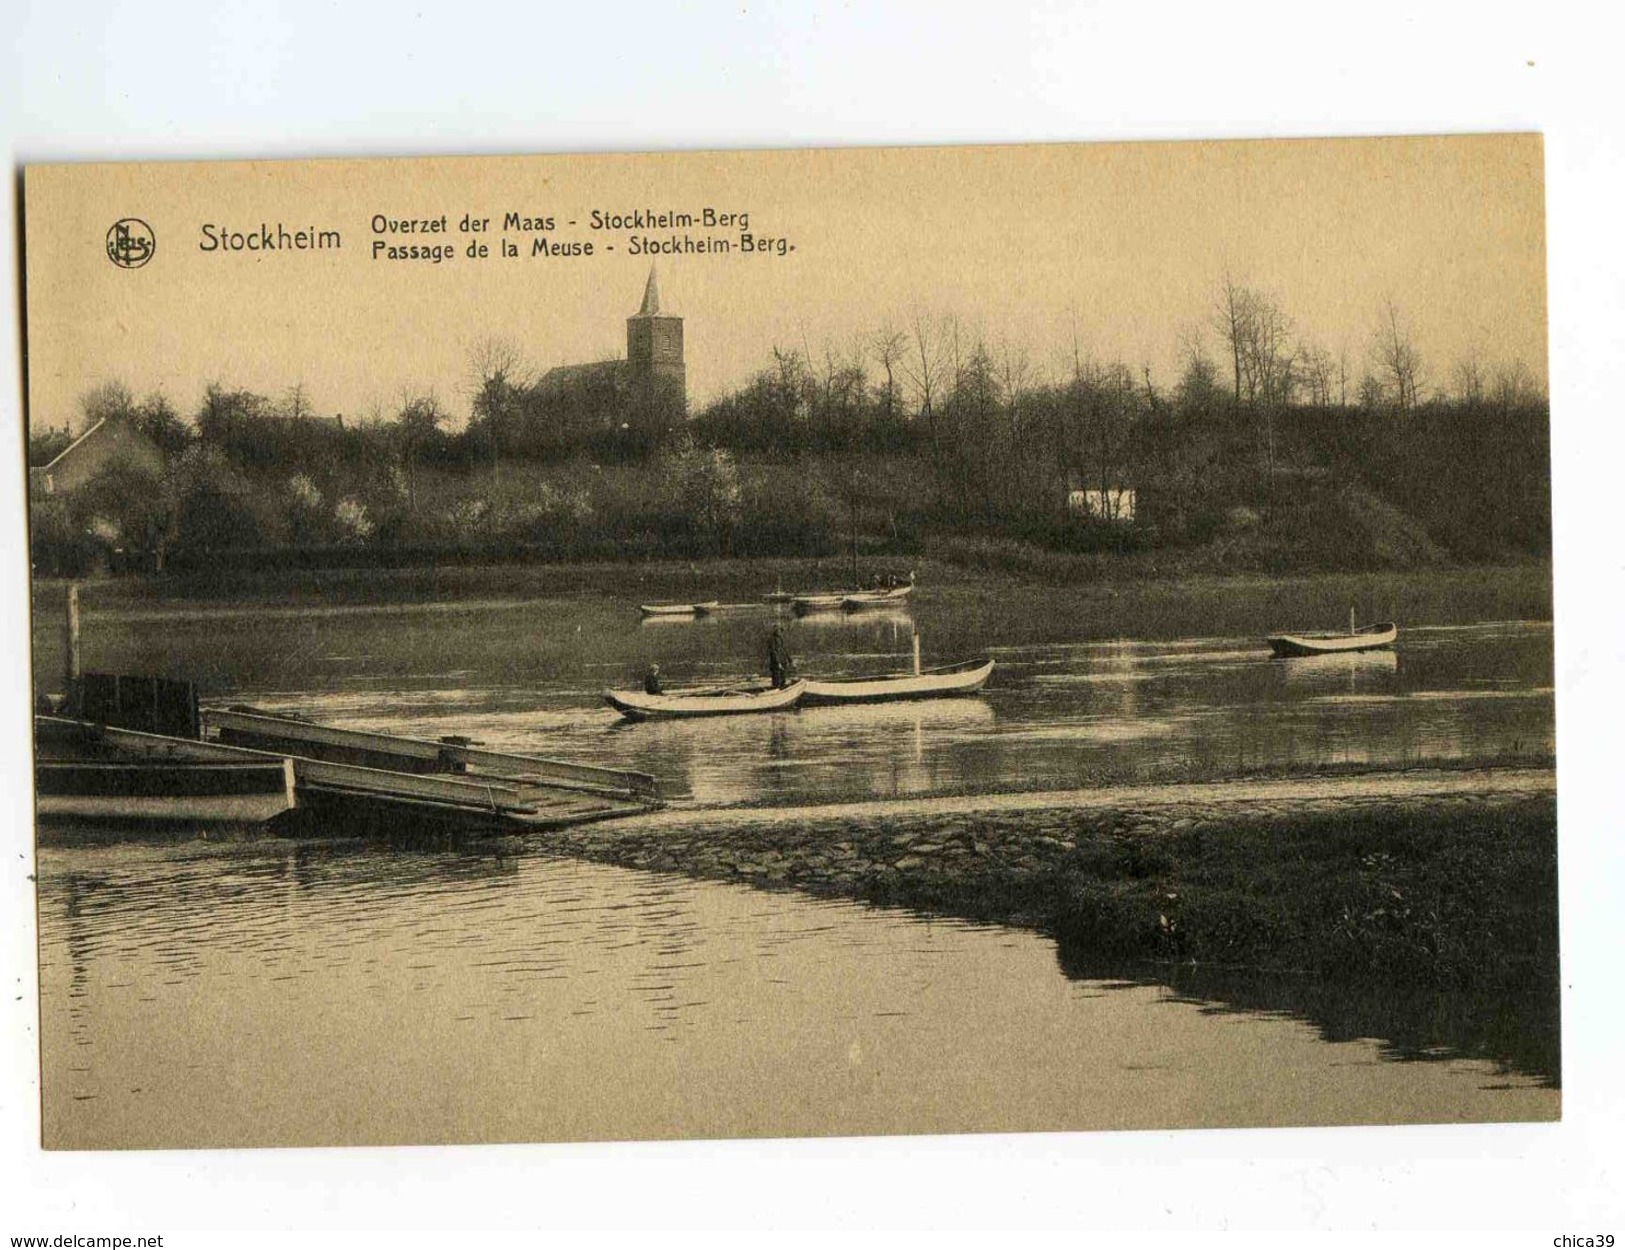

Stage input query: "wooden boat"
[
  {"left": 802, "top": 658, "right": 994, "bottom": 706},
  {"left": 35, "top": 759, "right": 297, "bottom": 826},
  {"left": 604, "top": 679, "right": 808, "bottom": 721},
  {"left": 791, "top": 591, "right": 854, "bottom": 615},
  {"left": 1266, "top": 621, "right": 1398, "bottom": 658},
  {"left": 763, "top": 590, "right": 796, "bottom": 605},
  {"left": 842, "top": 585, "right": 914, "bottom": 611},
  {"left": 639, "top": 601, "right": 718, "bottom": 618}
]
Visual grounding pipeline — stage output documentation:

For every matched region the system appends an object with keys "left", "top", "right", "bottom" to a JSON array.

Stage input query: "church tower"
[{"left": 625, "top": 266, "right": 686, "bottom": 410}]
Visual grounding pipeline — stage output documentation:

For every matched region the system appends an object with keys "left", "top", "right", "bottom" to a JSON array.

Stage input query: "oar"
[{"left": 678, "top": 680, "right": 774, "bottom": 697}]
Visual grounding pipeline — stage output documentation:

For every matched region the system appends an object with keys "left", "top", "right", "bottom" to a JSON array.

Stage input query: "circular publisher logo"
[{"left": 106, "top": 218, "right": 156, "bottom": 269}]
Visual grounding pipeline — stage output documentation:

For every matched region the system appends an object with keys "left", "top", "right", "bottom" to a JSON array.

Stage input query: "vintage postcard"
[{"left": 22, "top": 136, "right": 1555, "bottom": 1149}]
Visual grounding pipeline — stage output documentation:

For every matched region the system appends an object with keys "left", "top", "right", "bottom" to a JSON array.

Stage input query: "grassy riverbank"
[
  {"left": 549, "top": 772, "right": 1560, "bottom": 1080},
  {"left": 34, "top": 555, "right": 1552, "bottom": 627}
]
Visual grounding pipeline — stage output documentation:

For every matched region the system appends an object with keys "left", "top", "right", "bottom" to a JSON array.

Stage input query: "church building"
[{"left": 535, "top": 267, "right": 687, "bottom": 419}]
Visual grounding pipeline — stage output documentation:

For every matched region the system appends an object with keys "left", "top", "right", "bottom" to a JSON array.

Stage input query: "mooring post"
[
  {"left": 65, "top": 583, "right": 81, "bottom": 685},
  {"left": 912, "top": 628, "right": 922, "bottom": 676}
]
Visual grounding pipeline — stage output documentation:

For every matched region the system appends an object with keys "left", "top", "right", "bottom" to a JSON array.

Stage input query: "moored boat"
[
  {"left": 1266, "top": 621, "right": 1398, "bottom": 658},
  {"left": 640, "top": 601, "right": 719, "bottom": 618},
  {"left": 604, "top": 680, "right": 808, "bottom": 720},
  {"left": 801, "top": 657, "right": 993, "bottom": 706},
  {"left": 790, "top": 591, "right": 854, "bottom": 615},
  {"left": 842, "top": 585, "right": 914, "bottom": 611}
]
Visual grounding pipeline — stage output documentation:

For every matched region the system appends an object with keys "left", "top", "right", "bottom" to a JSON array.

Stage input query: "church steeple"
[
  {"left": 635, "top": 265, "right": 662, "bottom": 316},
  {"left": 626, "top": 266, "right": 686, "bottom": 412}
]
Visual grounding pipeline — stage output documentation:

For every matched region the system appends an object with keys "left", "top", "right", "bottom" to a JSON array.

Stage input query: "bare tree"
[
  {"left": 1371, "top": 300, "right": 1426, "bottom": 413},
  {"left": 1173, "top": 327, "right": 1223, "bottom": 413},
  {"left": 995, "top": 340, "right": 1034, "bottom": 514},
  {"left": 1213, "top": 276, "right": 1295, "bottom": 486},
  {"left": 1242, "top": 294, "right": 1296, "bottom": 410},
  {"left": 903, "top": 309, "right": 945, "bottom": 492},
  {"left": 870, "top": 324, "right": 908, "bottom": 426},
  {"left": 1451, "top": 352, "right": 1487, "bottom": 405},
  {"left": 395, "top": 388, "right": 447, "bottom": 510},
  {"left": 78, "top": 379, "right": 135, "bottom": 433},
  {"left": 281, "top": 382, "right": 312, "bottom": 421},
  {"left": 1212, "top": 276, "right": 1295, "bottom": 408},
  {"left": 467, "top": 336, "right": 527, "bottom": 480},
  {"left": 1301, "top": 344, "right": 1338, "bottom": 408},
  {"left": 943, "top": 313, "right": 967, "bottom": 393},
  {"left": 468, "top": 336, "right": 526, "bottom": 395},
  {"left": 1214, "top": 274, "right": 1250, "bottom": 406},
  {"left": 1492, "top": 358, "right": 1540, "bottom": 410}
]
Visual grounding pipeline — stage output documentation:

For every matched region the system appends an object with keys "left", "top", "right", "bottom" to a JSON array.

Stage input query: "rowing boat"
[
  {"left": 604, "top": 679, "right": 808, "bottom": 720},
  {"left": 801, "top": 657, "right": 994, "bottom": 705},
  {"left": 790, "top": 591, "right": 854, "bottom": 614},
  {"left": 842, "top": 585, "right": 914, "bottom": 611},
  {"left": 1266, "top": 622, "right": 1398, "bottom": 657},
  {"left": 639, "top": 601, "right": 719, "bottom": 618}
]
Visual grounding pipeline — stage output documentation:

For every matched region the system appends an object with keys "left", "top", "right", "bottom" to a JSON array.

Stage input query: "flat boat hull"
[
  {"left": 791, "top": 592, "right": 855, "bottom": 615},
  {"left": 802, "top": 659, "right": 994, "bottom": 706},
  {"left": 841, "top": 586, "right": 914, "bottom": 611},
  {"left": 604, "top": 680, "right": 807, "bottom": 720},
  {"left": 1266, "top": 623, "right": 1398, "bottom": 657}
]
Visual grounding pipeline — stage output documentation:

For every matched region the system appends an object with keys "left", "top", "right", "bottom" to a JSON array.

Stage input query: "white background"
[{"left": 2, "top": 2, "right": 1621, "bottom": 1240}]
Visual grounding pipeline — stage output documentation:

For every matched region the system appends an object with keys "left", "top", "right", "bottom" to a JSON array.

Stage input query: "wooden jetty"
[
  {"left": 32, "top": 592, "right": 662, "bottom": 837},
  {"left": 202, "top": 707, "right": 656, "bottom": 801},
  {"left": 35, "top": 709, "right": 660, "bottom": 836}
]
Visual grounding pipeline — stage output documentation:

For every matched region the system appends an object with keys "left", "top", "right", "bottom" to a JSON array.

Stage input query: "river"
[
  {"left": 31, "top": 576, "right": 1559, "bottom": 1146},
  {"left": 42, "top": 586, "right": 1554, "bottom": 807},
  {"left": 38, "top": 842, "right": 1555, "bottom": 1149}
]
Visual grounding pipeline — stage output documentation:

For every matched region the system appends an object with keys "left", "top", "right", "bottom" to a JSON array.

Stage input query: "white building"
[{"left": 1066, "top": 486, "right": 1136, "bottom": 522}]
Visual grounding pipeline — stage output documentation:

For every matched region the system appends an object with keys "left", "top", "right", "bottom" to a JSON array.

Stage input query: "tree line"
[{"left": 27, "top": 278, "right": 1550, "bottom": 577}]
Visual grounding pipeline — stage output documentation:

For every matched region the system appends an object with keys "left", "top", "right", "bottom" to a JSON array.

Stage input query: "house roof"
[{"left": 41, "top": 415, "right": 118, "bottom": 472}]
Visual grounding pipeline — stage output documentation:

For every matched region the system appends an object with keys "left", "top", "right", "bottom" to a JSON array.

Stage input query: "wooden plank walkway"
[
  {"left": 202, "top": 707, "right": 657, "bottom": 800},
  {"left": 36, "top": 715, "right": 659, "bottom": 832}
]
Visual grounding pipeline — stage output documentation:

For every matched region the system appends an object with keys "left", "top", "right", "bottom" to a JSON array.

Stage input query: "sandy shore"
[{"left": 598, "top": 766, "right": 1556, "bottom": 836}]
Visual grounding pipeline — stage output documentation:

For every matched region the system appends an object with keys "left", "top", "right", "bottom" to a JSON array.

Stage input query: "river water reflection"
[
  {"left": 241, "top": 618, "right": 1552, "bottom": 807},
  {"left": 33, "top": 584, "right": 1559, "bottom": 1146},
  {"left": 38, "top": 842, "right": 1556, "bottom": 1149}
]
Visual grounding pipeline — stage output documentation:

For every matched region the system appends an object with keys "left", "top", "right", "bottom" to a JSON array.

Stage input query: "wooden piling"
[{"left": 65, "top": 583, "right": 81, "bottom": 684}]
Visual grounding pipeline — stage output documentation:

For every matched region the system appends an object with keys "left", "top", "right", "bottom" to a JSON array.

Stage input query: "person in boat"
[
  {"left": 768, "top": 624, "right": 793, "bottom": 689},
  {"left": 643, "top": 663, "right": 663, "bottom": 695}
]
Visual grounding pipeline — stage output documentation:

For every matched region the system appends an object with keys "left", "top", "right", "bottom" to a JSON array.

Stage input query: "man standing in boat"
[{"left": 768, "top": 623, "right": 793, "bottom": 689}]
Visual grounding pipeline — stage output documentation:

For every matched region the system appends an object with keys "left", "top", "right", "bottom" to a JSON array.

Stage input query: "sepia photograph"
[{"left": 18, "top": 135, "right": 1560, "bottom": 1151}]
